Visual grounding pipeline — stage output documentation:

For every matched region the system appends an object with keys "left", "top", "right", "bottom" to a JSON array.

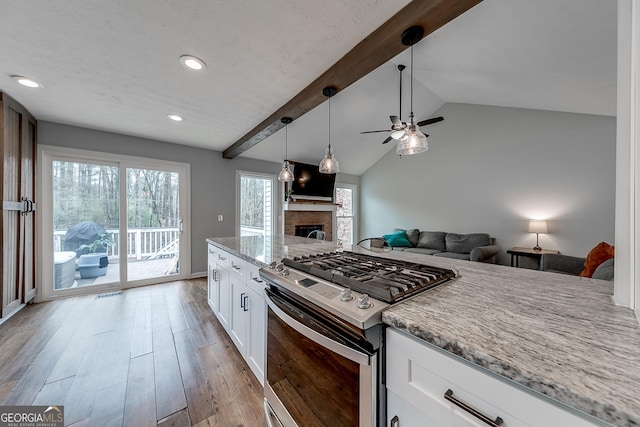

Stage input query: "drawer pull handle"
[
  {"left": 390, "top": 415, "right": 399, "bottom": 427},
  {"left": 240, "top": 292, "right": 246, "bottom": 309},
  {"left": 219, "top": 255, "right": 227, "bottom": 261},
  {"left": 252, "top": 277, "right": 264, "bottom": 284},
  {"left": 232, "top": 265, "right": 241, "bottom": 271},
  {"left": 444, "top": 389, "right": 503, "bottom": 427}
]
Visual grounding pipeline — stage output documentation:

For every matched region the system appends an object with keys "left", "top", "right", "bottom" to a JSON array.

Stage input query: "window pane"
[
  {"left": 240, "top": 175, "right": 273, "bottom": 237},
  {"left": 337, "top": 217, "right": 353, "bottom": 245},
  {"left": 336, "top": 188, "right": 352, "bottom": 216},
  {"left": 52, "top": 161, "right": 119, "bottom": 289}
]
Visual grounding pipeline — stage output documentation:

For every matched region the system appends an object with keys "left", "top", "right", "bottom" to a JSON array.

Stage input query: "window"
[
  {"left": 237, "top": 172, "right": 275, "bottom": 238},
  {"left": 335, "top": 183, "right": 357, "bottom": 245}
]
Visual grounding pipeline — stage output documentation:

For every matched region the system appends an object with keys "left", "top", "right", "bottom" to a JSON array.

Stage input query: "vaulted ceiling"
[{"left": 0, "top": 0, "right": 616, "bottom": 175}]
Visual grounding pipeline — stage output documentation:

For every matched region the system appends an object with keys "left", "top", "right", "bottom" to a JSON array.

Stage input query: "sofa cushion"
[
  {"left": 579, "top": 242, "right": 614, "bottom": 277},
  {"left": 394, "top": 228, "right": 420, "bottom": 247},
  {"left": 404, "top": 247, "right": 443, "bottom": 256},
  {"left": 383, "top": 230, "right": 412, "bottom": 247},
  {"left": 445, "top": 233, "right": 492, "bottom": 254},
  {"left": 433, "top": 252, "right": 470, "bottom": 261},
  {"left": 591, "top": 257, "right": 614, "bottom": 281},
  {"left": 416, "top": 231, "right": 446, "bottom": 251}
]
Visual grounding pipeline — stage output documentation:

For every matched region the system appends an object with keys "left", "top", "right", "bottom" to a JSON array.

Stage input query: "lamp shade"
[{"left": 528, "top": 220, "right": 548, "bottom": 234}]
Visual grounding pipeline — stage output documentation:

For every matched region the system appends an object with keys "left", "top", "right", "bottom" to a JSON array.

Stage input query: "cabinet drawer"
[
  {"left": 386, "top": 329, "right": 600, "bottom": 427},
  {"left": 207, "top": 243, "right": 217, "bottom": 264},
  {"left": 228, "top": 253, "right": 247, "bottom": 281},
  {"left": 246, "top": 263, "right": 266, "bottom": 295},
  {"left": 215, "top": 249, "right": 230, "bottom": 269}
]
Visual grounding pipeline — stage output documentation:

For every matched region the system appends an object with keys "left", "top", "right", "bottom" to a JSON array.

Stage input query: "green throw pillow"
[{"left": 382, "top": 230, "right": 412, "bottom": 247}]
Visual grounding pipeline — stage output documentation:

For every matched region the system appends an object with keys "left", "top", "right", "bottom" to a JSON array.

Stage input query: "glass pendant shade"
[
  {"left": 278, "top": 117, "right": 294, "bottom": 182},
  {"left": 278, "top": 160, "right": 293, "bottom": 182},
  {"left": 396, "top": 125, "right": 428, "bottom": 156},
  {"left": 319, "top": 144, "right": 340, "bottom": 174}
]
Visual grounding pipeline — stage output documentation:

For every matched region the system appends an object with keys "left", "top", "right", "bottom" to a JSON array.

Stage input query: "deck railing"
[{"left": 54, "top": 227, "right": 180, "bottom": 260}]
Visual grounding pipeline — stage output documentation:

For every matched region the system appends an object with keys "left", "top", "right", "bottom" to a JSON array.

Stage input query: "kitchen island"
[{"left": 206, "top": 235, "right": 640, "bottom": 427}]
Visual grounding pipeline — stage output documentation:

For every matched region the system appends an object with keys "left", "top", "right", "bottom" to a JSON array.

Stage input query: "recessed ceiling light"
[
  {"left": 179, "top": 55, "right": 206, "bottom": 71},
  {"left": 12, "top": 76, "right": 43, "bottom": 88},
  {"left": 167, "top": 114, "right": 184, "bottom": 122}
]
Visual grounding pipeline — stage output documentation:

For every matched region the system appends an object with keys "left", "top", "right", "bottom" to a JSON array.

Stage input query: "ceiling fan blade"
[
  {"left": 361, "top": 129, "right": 391, "bottom": 134},
  {"left": 390, "top": 116, "right": 402, "bottom": 126},
  {"left": 417, "top": 116, "right": 444, "bottom": 127},
  {"left": 382, "top": 136, "right": 393, "bottom": 144}
]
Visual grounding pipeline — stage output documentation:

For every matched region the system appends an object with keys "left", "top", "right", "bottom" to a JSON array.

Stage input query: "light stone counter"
[{"left": 206, "top": 236, "right": 640, "bottom": 426}]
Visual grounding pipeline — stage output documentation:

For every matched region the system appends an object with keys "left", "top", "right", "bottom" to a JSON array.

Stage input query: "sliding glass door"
[{"left": 40, "top": 146, "right": 190, "bottom": 300}]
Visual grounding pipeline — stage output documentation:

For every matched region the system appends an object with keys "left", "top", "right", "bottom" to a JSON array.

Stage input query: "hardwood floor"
[{"left": 0, "top": 278, "right": 265, "bottom": 426}]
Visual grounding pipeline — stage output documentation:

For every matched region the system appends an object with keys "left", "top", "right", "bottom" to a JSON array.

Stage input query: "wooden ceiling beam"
[{"left": 222, "top": 0, "right": 482, "bottom": 159}]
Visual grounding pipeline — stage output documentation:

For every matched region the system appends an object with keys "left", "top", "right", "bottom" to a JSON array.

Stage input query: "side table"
[{"left": 507, "top": 247, "right": 560, "bottom": 268}]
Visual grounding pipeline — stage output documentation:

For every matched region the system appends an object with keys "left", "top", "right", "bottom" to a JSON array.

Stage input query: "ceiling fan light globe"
[
  {"left": 396, "top": 128, "right": 428, "bottom": 156},
  {"left": 278, "top": 161, "right": 294, "bottom": 182},
  {"left": 390, "top": 130, "right": 406, "bottom": 140}
]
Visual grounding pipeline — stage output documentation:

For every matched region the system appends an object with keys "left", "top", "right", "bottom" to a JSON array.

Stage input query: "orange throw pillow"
[{"left": 579, "top": 242, "right": 615, "bottom": 277}]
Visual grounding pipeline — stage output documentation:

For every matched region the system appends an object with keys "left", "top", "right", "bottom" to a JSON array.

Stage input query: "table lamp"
[{"left": 529, "top": 220, "right": 548, "bottom": 251}]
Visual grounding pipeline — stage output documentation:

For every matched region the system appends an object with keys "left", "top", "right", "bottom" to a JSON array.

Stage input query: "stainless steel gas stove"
[{"left": 260, "top": 250, "right": 457, "bottom": 427}]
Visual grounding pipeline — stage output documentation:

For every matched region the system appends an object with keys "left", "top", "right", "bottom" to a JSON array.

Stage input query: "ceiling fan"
[{"left": 360, "top": 27, "right": 444, "bottom": 145}]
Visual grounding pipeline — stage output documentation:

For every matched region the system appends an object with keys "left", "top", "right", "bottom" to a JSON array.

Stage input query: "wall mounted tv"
[{"left": 290, "top": 162, "right": 336, "bottom": 201}]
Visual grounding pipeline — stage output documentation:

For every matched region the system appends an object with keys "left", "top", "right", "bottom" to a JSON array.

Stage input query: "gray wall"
[{"left": 359, "top": 103, "right": 616, "bottom": 266}]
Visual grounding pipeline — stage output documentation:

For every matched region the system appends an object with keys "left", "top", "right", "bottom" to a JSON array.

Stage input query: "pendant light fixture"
[
  {"left": 319, "top": 86, "right": 340, "bottom": 174},
  {"left": 396, "top": 26, "right": 429, "bottom": 157},
  {"left": 277, "top": 117, "right": 294, "bottom": 182}
]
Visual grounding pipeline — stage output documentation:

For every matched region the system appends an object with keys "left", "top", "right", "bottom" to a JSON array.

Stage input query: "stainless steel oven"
[
  {"left": 260, "top": 251, "right": 456, "bottom": 427},
  {"left": 263, "top": 286, "right": 382, "bottom": 427}
]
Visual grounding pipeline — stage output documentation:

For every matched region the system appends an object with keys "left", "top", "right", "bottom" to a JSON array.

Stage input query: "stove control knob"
[
  {"left": 281, "top": 268, "right": 290, "bottom": 277},
  {"left": 340, "top": 288, "right": 354, "bottom": 302},
  {"left": 356, "top": 294, "right": 372, "bottom": 309},
  {"left": 275, "top": 263, "right": 284, "bottom": 272},
  {"left": 269, "top": 262, "right": 277, "bottom": 269}
]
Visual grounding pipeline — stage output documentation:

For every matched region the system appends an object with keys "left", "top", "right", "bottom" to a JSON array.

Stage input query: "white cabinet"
[
  {"left": 206, "top": 243, "right": 266, "bottom": 385},
  {"left": 207, "top": 244, "right": 230, "bottom": 331},
  {"left": 386, "top": 328, "right": 602, "bottom": 427},
  {"left": 230, "top": 275, "right": 249, "bottom": 355}
]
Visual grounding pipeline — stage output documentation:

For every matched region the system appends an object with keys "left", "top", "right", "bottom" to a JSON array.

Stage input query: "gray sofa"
[
  {"left": 540, "top": 253, "right": 614, "bottom": 281},
  {"left": 386, "top": 229, "right": 499, "bottom": 263}
]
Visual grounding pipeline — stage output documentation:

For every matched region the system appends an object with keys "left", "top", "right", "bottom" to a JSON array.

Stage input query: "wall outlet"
[{"left": 217, "top": 215, "right": 223, "bottom": 222}]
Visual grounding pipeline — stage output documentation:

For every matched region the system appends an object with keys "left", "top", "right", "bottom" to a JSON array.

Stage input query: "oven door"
[{"left": 264, "top": 287, "right": 377, "bottom": 427}]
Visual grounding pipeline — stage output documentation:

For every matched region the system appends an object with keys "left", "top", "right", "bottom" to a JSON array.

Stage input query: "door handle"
[
  {"left": 243, "top": 294, "right": 249, "bottom": 311},
  {"left": 179, "top": 220, "right": 184, "bottom": 234},
  {"left": 240, "top": 292, "right": 246, "bottom": 309}
]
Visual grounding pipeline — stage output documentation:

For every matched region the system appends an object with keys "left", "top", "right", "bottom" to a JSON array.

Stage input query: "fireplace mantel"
[{"left": 283, "top": 201, "right": 337, "bottom": 212}]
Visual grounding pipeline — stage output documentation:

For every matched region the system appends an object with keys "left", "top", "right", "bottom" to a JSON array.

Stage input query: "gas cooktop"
[{"left": 281, "top": 251, "right": 457, "bottom": 304}]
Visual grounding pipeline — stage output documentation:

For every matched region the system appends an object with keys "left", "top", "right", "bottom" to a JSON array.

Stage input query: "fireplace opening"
[{"left": 295, "top": 224, "right": 324, "bottom": 238}]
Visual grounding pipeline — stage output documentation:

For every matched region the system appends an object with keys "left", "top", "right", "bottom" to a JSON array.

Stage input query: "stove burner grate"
[{"left": 282, "top": 251, "right": 456, "bottom": 303}]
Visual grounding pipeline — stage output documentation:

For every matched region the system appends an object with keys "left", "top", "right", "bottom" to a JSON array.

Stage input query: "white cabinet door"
[
  {"left": 229, "top": 276, "right": 249, "bottom": 355},
  {"left": 216, "top": 265, "right": 231, "bottom": 331},
  {"left": 207, "top": 246, "right": 218, "bottom": 313},
  {"left": 246, "top": 286, "right": 266, "bottom": 386}
]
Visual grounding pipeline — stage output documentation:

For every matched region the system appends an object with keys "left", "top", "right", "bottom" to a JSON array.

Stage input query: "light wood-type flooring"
[{"left": 0, "top": 278, "right": 265, "bottom": 426}]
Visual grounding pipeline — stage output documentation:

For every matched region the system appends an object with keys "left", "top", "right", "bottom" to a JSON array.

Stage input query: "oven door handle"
[{"left": 266, "top": 294, "right": 371, "bottom": 366}]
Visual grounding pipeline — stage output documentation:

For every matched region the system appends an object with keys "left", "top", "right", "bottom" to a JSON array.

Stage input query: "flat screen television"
[{"left": 290, "top": 162, "right": 336, "bottom": 201}]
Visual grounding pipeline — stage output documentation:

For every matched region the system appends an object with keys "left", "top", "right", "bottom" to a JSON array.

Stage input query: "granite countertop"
[{"left": 206, "top": 236, "right": 640, "bottom": 426}]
